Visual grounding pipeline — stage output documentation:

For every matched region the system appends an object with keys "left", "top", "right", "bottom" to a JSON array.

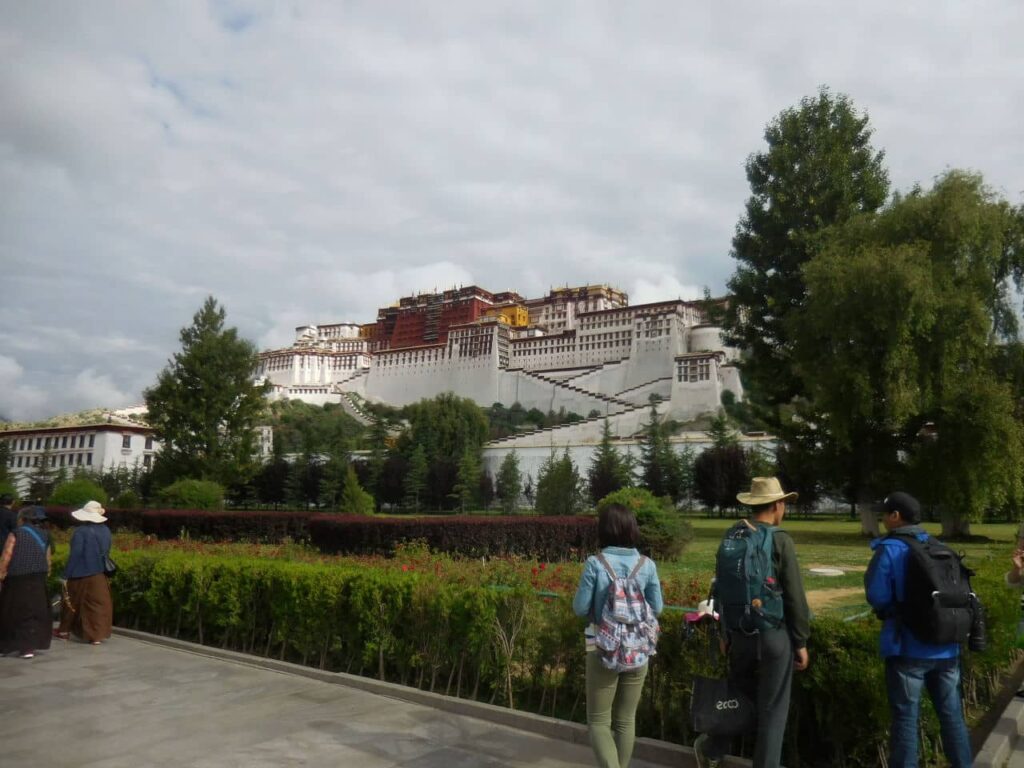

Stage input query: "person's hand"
[
  {"left": 1013, "top": 547, "right": 1024, "bottom": 572},
  {"left": 719, "top": 637, "right": 729, "bottom": 657},
  {"left": 794, "top": 647, "right": 809, "bottom": 672}
]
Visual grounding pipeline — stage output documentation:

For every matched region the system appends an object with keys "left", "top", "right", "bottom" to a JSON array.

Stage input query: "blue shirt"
[
  {"left": 64, "top": 523, "right": 112, "bottom": 579},
  {"left": 864, "top": 526, "right": 959, "bottom": 660},
  {"left": 573, "top": 546, "right": 664, "bottom": 623}
]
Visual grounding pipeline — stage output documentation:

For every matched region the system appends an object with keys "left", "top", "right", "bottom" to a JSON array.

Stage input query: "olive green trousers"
[{"left": 585, "top": 651, "right": 649, "bottom": 768}]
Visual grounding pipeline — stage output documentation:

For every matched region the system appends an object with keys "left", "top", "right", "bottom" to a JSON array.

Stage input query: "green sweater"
[{"left": 771, "top": 529, "right": 811, "bottom": 649}]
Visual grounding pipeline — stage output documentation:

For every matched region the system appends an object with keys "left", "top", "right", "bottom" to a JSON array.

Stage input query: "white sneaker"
[{"left": 19, "top": 652, "right": 34, "bottom": 659}]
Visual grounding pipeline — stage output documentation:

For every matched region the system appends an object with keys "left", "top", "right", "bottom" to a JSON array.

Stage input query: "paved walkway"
[{"left": 0, "top": 633, "right": 670, "bottom": 768}]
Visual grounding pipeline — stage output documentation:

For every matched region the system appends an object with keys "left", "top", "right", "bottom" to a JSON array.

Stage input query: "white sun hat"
[{"left": 71, "top": 500, "right": 108, "bottom": 523}]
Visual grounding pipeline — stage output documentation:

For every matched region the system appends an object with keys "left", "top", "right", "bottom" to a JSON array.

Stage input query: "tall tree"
[
  {"left": 403, "top": 444, "right": 429, "bottom": 512},
  {"left": 145, "top": 297, "right": 268, "bottom": 488},
  {"left": 339, "top": 464, "right": 374, "bottom": 515},
  {"left": 535, "top": 449, "right": 585, "bottom": 516},
  {"left": 638, "top": 400, "right": 681, "bottom": 500},
  {"left": 725, "top": 88, "right": 889, "bottom": 420},
  {"left": 496, "top": 451, "right": 522, "bottom": 514},
  {"left": 588, "top": 419, "right": 629, "bottom": 504},
  {"left": 451, "top": 447, "right": 481, "bottom": 512},
  {"left": 792, "top": 171, "right": 1024, "bottom": 536}
]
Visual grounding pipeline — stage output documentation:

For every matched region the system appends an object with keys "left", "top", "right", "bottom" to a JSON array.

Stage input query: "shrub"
[
  {"left": 49, "top": 478, "right": 109, "bottom": 508},
  {"left": 596, "top": 487, "right": 692, "bottom": 561},
  {"left": 158, "top": 479, "right": 225, "bottom": 510},
  {"left": 113, "top": 490, "right": 142, "bottom": 510},
  {"left": 308, "top": 515, "right": 597, "bottom": 560}
]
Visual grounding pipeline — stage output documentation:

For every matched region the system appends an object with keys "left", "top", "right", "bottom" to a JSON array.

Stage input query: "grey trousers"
[{"left": 703, "top": 627, "right": 794, "bottom": 768}]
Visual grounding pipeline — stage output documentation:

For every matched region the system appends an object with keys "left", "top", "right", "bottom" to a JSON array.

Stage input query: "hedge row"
[
  {"left": 51, "top": 548, "right": 1021, "bottom": 767},
  {"left": 44, "top": 507, "right": 598, "bottom": 561},
  {"left": 307, "top": 514, "right": 597, "bottom": 560}
]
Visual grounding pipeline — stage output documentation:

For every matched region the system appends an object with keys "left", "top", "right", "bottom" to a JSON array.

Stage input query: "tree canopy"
[{"left": 144, "top": 297, "right": 268, "bottom": 489}]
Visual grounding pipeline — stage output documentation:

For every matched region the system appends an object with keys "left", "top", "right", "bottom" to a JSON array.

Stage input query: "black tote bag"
[{"left": 689, "top": 675, "right": 755, "bottom": 736}]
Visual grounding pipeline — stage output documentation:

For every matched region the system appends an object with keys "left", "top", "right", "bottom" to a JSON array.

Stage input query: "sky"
[{"left": 2, "top": 1, "right": 1023, "bottom": 421}]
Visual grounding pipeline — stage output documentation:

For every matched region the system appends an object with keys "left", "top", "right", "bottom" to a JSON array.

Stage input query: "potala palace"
[{"left": 256, "top": 284, "right": 745, "bottom": 462}]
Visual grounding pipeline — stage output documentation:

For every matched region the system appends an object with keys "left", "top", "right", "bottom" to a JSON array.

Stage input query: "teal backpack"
[{"left": 714, "top": 521, "right": 784, "bottom": 633}]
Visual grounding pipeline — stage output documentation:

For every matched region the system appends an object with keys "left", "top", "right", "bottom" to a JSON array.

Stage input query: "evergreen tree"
[
  {"left": 535, "top": 449, "right": 585, "bottom": 516},
  {"left": 317, "top": 455, "right": 347, "bottom": 511},
  {"left": 366, "top": 417, "right": 390, "bottom": 510},
  {"left": 145, "top": 297, "right": 269, "bottom": 488},
  {"left": 339, "top": 464, "right": 374, "bottom": 515},
  {"left": 724, "top": 88, "right": 889, "bottom": 421},
  {"left": 452, "top": 447, "right": 481, "bottom": 512},
  {"left": 639, "top": 401, "right": 678, "bottom": 499},
  {"left": 496, "top": 451, "right": 522, "bottom": 514},
  {"left": 403, "top": 444, "right": 429, "bottom": 512},
  {"left": 588, "top": 419, "right": 628, "bottom": 504},
  {"left": 26, "top": 449, "right": 57, "bottom": 502}
]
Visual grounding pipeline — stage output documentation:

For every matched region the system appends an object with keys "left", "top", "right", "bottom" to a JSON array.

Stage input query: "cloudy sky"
[{"left": 2, "top": 2, "right": 1022, "bottom": 421}]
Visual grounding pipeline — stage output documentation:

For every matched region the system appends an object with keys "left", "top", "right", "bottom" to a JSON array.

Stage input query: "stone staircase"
[
  {"left": 615, "top": 376, "right": 673, "bottom": 399},
  {"left": 485, "top": 401, "right": 648, "bottom": 446},
  {"left": 520, "top": 369, "right": 632, "bottom": 410}
]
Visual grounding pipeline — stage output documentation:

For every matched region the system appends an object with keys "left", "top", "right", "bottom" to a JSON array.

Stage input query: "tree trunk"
[
  {"left": 857, "top": 503, "right": 880, "bottom": 538},
  {"left": 940, "top": 508, "right": 972, "bottom": 539}
]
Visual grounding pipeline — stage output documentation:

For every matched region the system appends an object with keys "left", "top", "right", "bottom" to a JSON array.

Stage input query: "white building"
[
  {"left": 255, "top": 286, "right": 743, "bottom": 445},
  {"left": 1, "top": 421, "right": 160, "bottom": 495}
]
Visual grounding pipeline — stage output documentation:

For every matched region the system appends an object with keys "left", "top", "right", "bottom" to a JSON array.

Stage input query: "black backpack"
[{"left": 888, "top": 531, "right": 977, "bottom": 645}]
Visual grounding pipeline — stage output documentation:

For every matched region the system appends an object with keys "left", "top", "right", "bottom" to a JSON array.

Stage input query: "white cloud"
[{"left": 0, "top": 355, "right": 48, "bottom": 422}]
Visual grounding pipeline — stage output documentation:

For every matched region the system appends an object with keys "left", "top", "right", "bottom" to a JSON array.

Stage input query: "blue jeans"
[{"left": 885, "top": 656, "right": 972, "bottom": 768}]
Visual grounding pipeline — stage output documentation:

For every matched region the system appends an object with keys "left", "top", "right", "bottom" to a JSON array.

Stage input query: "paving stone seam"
[{"left": 112, "top": 627, "right": 704, "bottom": 767}]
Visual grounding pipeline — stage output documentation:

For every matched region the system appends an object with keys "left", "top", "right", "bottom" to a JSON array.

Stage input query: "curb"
[{"left": 112, "top": 627, "right": 711, "bottom": 767}]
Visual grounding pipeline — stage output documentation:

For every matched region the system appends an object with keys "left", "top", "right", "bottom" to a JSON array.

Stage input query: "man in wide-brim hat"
[{"left": 694, "top": 477, "right": 810, "bottom": 768}]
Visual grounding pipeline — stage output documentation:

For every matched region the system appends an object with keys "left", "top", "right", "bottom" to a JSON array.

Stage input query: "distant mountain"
[{"left": 0, "top": 407, "right": 150, "bottom": 432}]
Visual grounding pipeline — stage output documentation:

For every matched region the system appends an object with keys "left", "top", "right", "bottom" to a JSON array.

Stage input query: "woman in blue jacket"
[
  {"left": 573, "top": 503, "right": 663, "bottom": 768},
  {"left": 55, "top": 500, "right": 113, "bottom": 644}
]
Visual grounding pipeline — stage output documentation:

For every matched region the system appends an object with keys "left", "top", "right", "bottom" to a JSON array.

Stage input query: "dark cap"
[
  {"left": 0, "top": 493, "right": 14, "bottom": 506},
  {"left": 882, "top": 491, "right": 920, "bottom": 523},
  {"left": 18, "top": 506, "right": 47, "bottom": 522}
]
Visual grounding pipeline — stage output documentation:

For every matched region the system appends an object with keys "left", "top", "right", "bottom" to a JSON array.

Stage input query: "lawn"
[{"left": 665, "top": 517, "right": 1019, "bottom": 617}]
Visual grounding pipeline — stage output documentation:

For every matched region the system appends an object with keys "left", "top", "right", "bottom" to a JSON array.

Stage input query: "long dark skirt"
[
  {"left": 0, "top": 572, "right": 53, "bottom": 654},
  {"left": 58, "top": 573, "right": 113, "bottom": 643}
]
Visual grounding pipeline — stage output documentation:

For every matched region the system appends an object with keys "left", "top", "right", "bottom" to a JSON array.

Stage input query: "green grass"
[{"left": 665, "top": 517, "right": 1019, "bottom": 616}]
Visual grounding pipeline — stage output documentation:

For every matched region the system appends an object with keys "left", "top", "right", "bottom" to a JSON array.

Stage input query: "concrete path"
[{"left": 0, "top": 632, "right": 674, "bottom": 768}]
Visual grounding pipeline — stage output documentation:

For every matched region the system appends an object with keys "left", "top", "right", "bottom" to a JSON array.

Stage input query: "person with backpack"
[
  {"left": 694, "top": 476, "right": 810, "bottom": 768},
  {"left": 0, "top": 506, "right": 53, "bottom": 658},
  {"left": 573, "top": 502, "right": 664, "bottom": 768},
  {"left": 864, "top": 492, "right": 975, "bottom": 768}
]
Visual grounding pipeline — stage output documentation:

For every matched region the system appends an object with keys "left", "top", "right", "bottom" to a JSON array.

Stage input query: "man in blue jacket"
[{"left": 864, "top": 491, "right": 972, "bottom": 768}]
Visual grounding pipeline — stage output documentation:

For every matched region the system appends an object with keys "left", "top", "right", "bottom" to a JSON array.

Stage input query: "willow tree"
[{"left": 793, "top": 171, "right": 1024, "bottom": 536}]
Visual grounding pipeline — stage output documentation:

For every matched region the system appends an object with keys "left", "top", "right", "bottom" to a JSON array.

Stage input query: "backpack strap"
[
  {"left": 21, "top": 525, "right": 47, "bottom": 553},
  {"left": 595, "top": 552, "right": 619, "bottom": 581},
  {"left": 627, "top": 555, "right": 647, "bottom": 580}
]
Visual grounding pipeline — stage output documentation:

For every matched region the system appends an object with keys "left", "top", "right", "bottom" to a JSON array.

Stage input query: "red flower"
[{"left": 401, "top": 565, "right": 409, "bottom": 572}]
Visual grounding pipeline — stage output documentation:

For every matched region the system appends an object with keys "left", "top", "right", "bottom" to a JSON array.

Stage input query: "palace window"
[{"left": 677, "top": 358, "right": 711, "bottom": 383}]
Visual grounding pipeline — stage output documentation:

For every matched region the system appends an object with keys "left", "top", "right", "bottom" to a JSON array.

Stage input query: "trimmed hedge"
[
  {"left": 45, "top": 507, "right": 599, "bottom": 561},
  {"left": 47, "top": 546, "right": 1020, "bottom": 767},
  {"left": 307, "top": 514, "right": 598, "bottom": 560}
]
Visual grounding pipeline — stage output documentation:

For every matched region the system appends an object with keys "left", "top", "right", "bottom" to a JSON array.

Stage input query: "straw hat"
[
  {"left": 736, "top": 477, "right": 798, "bottom": 506},
  {"left": 71, "top": 500, "right": 108, "bottom": 523}
]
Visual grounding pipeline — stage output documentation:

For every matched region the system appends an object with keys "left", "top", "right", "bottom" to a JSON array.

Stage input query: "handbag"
[
  {"left": 103, "top": 555, "right": 118, "bottom": 577},
  {"left": 689, "top": 675, "right": 755, "bottom": 736}
]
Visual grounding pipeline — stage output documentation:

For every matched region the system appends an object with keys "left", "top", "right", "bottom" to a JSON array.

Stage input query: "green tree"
[
  {"left": 724, "top": 87, "right": 889, "bottom": 420},
  {"left": 403, "top": 444, "right": 429, "bottom": 512},
  {"left": 339, "top": 464, "right": 374, "bottom": 515},
  {"left": 0, "top": 439, "right": 12, "bottom": 491},
  {"left": 792, "top": 171, "right": 1024, "bottom": 536},
  {"left": 452, "top": 447, "right": 481, "bottom": 512},
  {"left": 50, "top": 477, "right": 108, "bottom": 508},
  {"left": 535, "top": 449, "right": 585, "bottom": 516},
  {"left": 26, "top": 449, "right": 57, "bottom": 502},
  {"left": 693, "top": 444, "right": 749, "bottom": 516},
  {"left": 596, "top": 487, "right": 693, "bottom": 561},
  {"left": 317, "top": 455, "right": 347, "bottom": 511},
  {"left": 157, "top": 478, "right": 225, "bottom": 510},
  {"left": 638, "top": 401, "right": 682, "bottom": 501},
  {"left": 587, "top": 419, "right": 629, "bottom": 504},
  {"left": 145, "top": 297, "right": 269, "bottom": 488},
  {"left": 496, "top": 451, "right": 522, "bottom": 514}
]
